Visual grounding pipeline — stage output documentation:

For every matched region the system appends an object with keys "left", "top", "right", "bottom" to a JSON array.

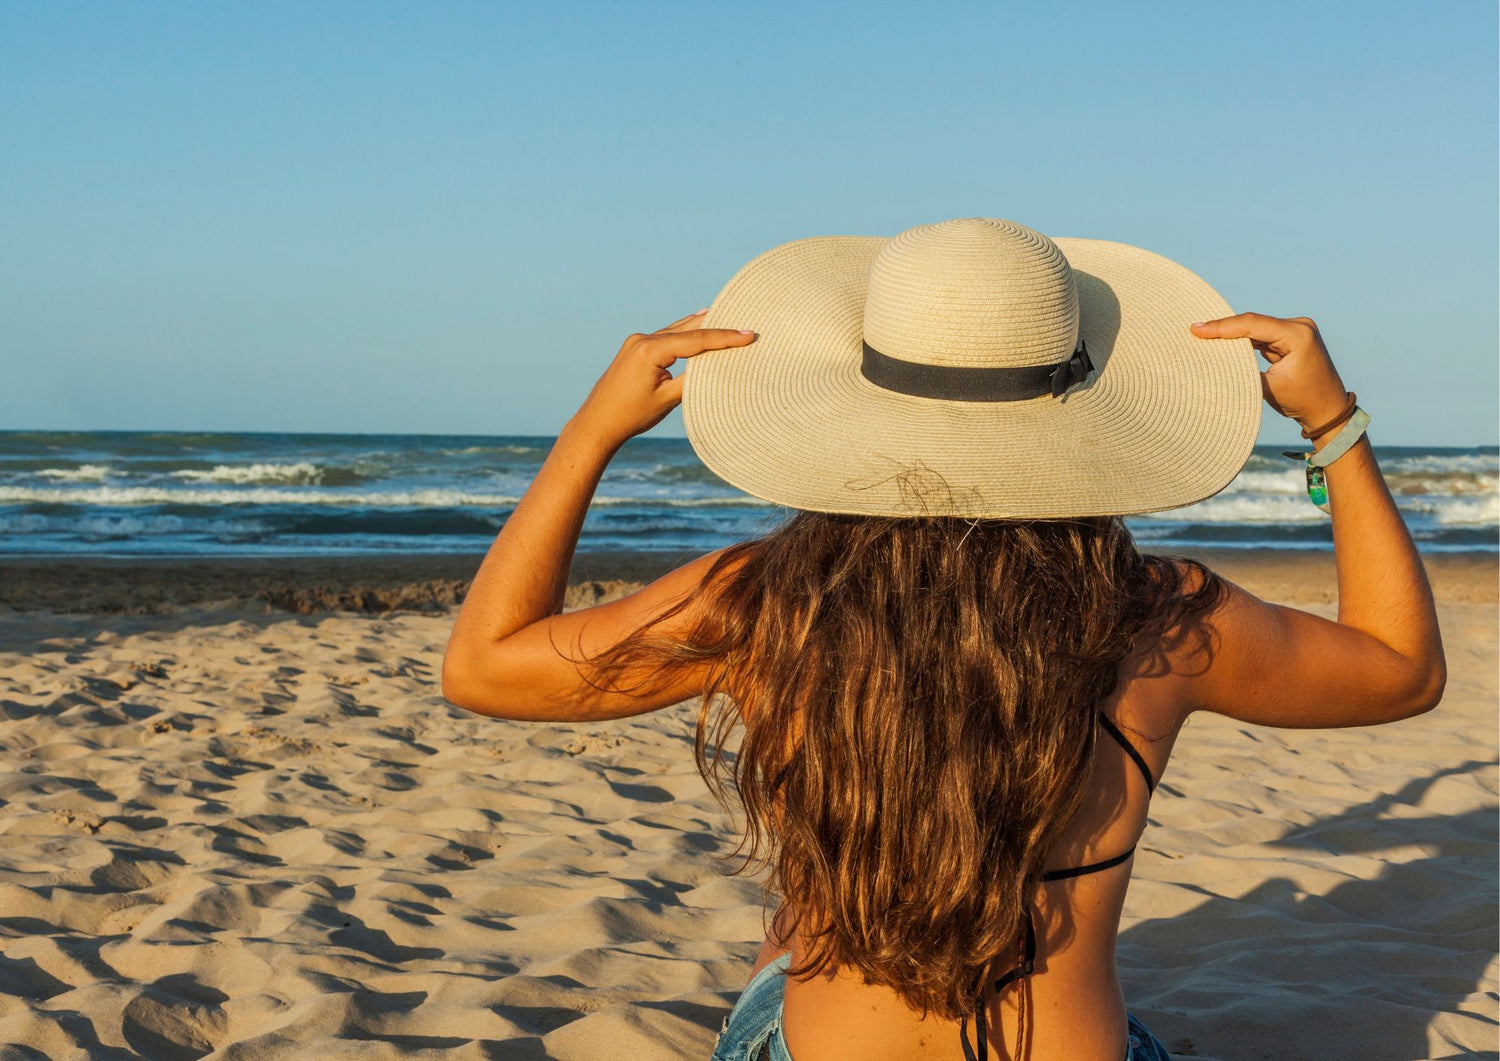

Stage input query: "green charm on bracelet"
[
  {"left": 1306, "top": 464, "right": 1329, "bottom": 509},
  {"left": 1281, "top": 406, "right": 1371, "bottom": 515}
]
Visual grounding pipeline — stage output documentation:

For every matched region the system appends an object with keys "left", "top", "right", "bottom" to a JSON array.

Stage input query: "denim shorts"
[
  {"left": 710, "top": 954, "right": 795, "bottom": 1061},
  {"left": 711, "top": 953, "right": 1174, "bottom": 1060}
]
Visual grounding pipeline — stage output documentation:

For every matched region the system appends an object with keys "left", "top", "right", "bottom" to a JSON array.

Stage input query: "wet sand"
[{"left": 0, "top": 548, "right": 1493, "bottom": 615}]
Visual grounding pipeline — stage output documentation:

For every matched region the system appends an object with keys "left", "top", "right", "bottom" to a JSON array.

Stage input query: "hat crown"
[{"left": 862, "top": 218, "right": 1080, "bottom": 370}]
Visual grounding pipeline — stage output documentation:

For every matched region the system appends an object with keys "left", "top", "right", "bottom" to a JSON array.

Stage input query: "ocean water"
[{"left": 0, "top": 431, "right": 1494, "bottom": 557}]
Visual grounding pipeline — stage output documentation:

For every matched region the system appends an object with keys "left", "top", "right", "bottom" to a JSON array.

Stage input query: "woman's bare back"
[{"left": 767, "top": 613, "right": 1198, "bottom": 1061}]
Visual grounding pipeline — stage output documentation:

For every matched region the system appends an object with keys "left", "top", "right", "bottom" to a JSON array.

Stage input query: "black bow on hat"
[{"left": 1048, "top": 339, "right": 1094, "bottom": 398}]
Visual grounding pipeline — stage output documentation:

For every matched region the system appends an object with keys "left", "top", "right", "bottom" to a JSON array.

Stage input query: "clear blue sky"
[{"left": 3, "top": 1, "right": 1495, "bottom": 445}]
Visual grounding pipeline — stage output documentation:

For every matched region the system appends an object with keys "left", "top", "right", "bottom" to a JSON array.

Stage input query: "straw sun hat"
[{"left": 682, "top": 218, "right": 1261, "bottom": 518}]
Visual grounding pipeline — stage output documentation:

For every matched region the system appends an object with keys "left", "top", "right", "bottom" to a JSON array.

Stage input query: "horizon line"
[{"left": 1, "top": 427, "right": 1496, "bottom": 450}]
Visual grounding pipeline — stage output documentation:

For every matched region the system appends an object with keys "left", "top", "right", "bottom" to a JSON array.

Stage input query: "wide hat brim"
[{"left": 683, "top": 233, "right": 1261, "bottom": 519}]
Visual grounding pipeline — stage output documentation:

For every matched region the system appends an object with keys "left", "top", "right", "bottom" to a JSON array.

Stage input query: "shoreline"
[{"left": 0, "top": 547, "right": 1494, "bottom": 614}]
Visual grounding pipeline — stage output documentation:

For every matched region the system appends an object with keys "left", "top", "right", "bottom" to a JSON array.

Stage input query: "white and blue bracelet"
[{"left": 1281, "top": 407, "right": 1371, "bottom": 514}]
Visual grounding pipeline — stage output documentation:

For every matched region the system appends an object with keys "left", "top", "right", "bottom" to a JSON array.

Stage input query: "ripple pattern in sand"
[
  {"left": 0, "top": 609, "right": 767, "bottom": 1059},
  {"left": 0, "top": 599, "right": 1493, "bottom": 1060}
]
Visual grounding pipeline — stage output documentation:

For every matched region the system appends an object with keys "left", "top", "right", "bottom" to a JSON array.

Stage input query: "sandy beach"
[{"left": 0, "top": 549, "right": 1494, "bottom": 1060}]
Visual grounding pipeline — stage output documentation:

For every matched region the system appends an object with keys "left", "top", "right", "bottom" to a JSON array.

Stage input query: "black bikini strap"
[
  {"left": 1097, "top": 711, "right": 1156, "bottom": 793},
  {"left": 960, "top": 999, "right": 984, "bottom": 1061},
  {"left": 993, "top": 910, "right": 1037, "bottom": 993},
  {"left": 1040, "top": 844, "right": 1136, "bottom": 881},
  {"left": 974, "top": 985, "right": 987, "bottom": 1061},
  {"left": 962, "top": 909, "right": 1038, "bottom": 1060}
]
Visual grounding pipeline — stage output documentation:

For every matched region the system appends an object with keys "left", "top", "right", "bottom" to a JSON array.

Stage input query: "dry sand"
[{"left": 0, "top": 551, "right": 1494, "bottom": 1060}]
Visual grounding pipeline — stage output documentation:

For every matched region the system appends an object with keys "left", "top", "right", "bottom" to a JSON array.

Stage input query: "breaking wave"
[{"left": 0, "top": 484, "right": 766, "bottom": 508}]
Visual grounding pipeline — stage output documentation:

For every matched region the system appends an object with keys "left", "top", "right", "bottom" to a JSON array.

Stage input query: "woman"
[{"left": 442, "top": 219, "right": 1445, "bottom": 1060}]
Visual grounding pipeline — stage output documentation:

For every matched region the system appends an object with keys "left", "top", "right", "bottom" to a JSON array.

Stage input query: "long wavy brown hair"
[{"left": 583, "top": 510, "right": 1225, "bottom": 1021}]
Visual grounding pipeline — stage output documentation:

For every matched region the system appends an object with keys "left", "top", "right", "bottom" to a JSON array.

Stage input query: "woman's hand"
[
  {"left": 1189, "top": 313, "right": 1349, "bottom": 436},
  {"left": 444, "top": 307, "right": 756, "bottom": 721},
  {"left": 570, "top": 309, "right": 757, "bottom": 450}
]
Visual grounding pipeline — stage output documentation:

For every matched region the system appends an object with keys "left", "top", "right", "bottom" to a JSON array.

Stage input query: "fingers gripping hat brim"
[{"left": 682, "top": 233, "right": 1261, "bottom": 519}]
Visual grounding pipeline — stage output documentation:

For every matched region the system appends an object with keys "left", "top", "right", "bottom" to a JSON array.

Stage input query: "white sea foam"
[
  {"left": 36, "top": 464, "right": 113, "bottom": 482},
  {"left": 171, "top": 462, "right": 325, "bottom": 485},
  {"left": 77, "top": 514, "right": 186, "bottom": 540},
  {"left": 0, "top": 511, "right": 273, "bottom": 540},
  {"left": 609, "top": 462, "right": 726, "bottom": 486},
  {"left": 1220, "top": 468, "right": 1307, "bottom": 495},
  {"left": 1143, "top": 487, "right": 1499, "bottom": 531},
  {"left": 0, "top": 513, "right": 190, "bottom": 541},
  {"left": 593, "top": 493, "right": 759, "bottom": 507},
  {"left": 1387, "top": 471, "right": 1498, "bottom": 497},
  {"left": 0, "top": 513, "right": 50, "bottom": 534},
  {"left": 1384, "top": 452, "right": 1499, "bottom": 475},
  {"left": 1137, "top": 494, "right": 1329, "bottom": 524},
  {"left": 0, "top": 485, "right": 766, "bottom": 508},
  {"left": 1423, "top": 494, "right": 1500, "bottom": 527},
  {"left": 440, "top": 444, "right": 545, "bottom": 457},
  {"left": 1223, "top": 459, "right": 1496, "bottom": 502}
]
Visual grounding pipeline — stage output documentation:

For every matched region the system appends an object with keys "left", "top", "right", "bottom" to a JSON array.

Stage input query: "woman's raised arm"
[
  {"left": 441, "top": 310, "right": 756, "bottom": 721},
  {"left": 1181, "top": 313, "right": 1446, "bottom": 728}
]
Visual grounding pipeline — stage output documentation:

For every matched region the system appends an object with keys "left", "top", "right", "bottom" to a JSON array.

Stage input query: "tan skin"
[{"left": 443, "top": 311, "right": 1445, "bottom": 1059}]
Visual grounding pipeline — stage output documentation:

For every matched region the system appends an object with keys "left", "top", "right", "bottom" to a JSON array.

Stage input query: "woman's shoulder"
[
  {"left": 628, "top": 541, "right": 761, "bottom": 622},
  {"left": 1116, "top": 555, "right": 1243, "bottom": 728}
]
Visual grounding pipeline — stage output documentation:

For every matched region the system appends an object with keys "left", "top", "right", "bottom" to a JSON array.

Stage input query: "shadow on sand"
[{"left": 1118, "top": 758, "right": 1499, "bottom": 1059}]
